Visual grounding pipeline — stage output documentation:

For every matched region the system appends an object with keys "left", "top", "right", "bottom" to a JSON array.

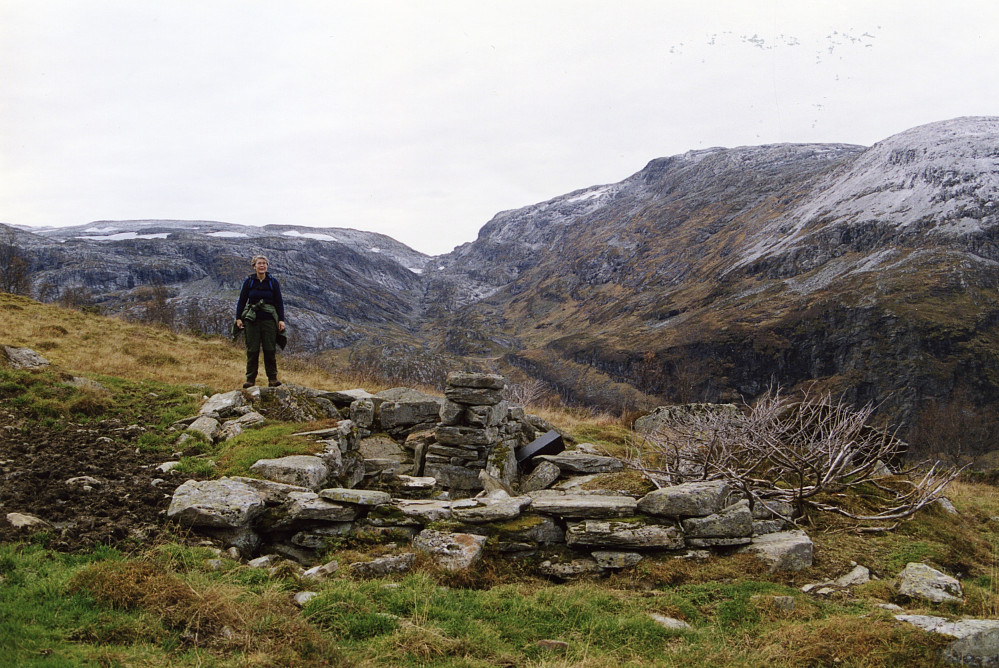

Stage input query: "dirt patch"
[{"left": 0, "top": 404, "right": 196, "bottom": 552}]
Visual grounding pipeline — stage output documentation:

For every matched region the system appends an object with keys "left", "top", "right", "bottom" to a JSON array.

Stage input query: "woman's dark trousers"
[{"left": 244, "top": 318, "right": 278, "bottom": 384}]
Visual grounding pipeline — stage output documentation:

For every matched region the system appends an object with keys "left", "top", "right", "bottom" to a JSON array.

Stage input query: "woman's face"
[{"left": 254, "top": 258, "right": 268, "bottom": 273}]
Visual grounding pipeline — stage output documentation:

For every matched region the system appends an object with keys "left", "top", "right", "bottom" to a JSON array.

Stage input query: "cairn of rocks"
[{"left": 426, "top": 372, "right": 525, "bottom": 492}]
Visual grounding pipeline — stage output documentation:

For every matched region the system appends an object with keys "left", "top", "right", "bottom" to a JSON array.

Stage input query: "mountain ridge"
[{"left": 4, "top": 116, "right": 999, "bottom": 450}]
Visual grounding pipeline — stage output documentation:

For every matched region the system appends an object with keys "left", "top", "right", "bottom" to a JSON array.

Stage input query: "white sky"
[{"left": 2, "top": 1, "right": 998, "bottom": 256}]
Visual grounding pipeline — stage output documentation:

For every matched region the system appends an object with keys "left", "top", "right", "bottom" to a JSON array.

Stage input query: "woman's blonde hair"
[{"left": 251, "top": 255, "right": 269, "bottom": 267}]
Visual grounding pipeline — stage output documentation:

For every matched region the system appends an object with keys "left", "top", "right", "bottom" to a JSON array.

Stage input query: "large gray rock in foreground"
[
  {"left": 739, "top": 530, "right": 813, "bottom": 572},
  {"left": 250, "top": 455, "right": 330, "bottom": 490},
  {"left": 898, "top": 562, "right": 964, "bottom": 604},
  {"left": 167, "top": 478, "right": 266, "bottom": 528},
  {"left": 896, "top": 615, "right": 999, "bottom": 667}
]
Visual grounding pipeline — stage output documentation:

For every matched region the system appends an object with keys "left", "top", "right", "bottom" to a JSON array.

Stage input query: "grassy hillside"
[{"left": 3, "top": 295, "right": 999, "bottom": 666}]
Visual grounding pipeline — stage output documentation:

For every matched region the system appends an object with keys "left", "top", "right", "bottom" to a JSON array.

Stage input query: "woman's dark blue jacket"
[{"left": 236, "top": 273, "right": 285, "bottom": 322}]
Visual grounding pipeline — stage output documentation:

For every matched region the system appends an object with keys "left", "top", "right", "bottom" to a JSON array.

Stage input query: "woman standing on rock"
[{"left": 235, "top": 254, "right": 286, "bottom": 388}]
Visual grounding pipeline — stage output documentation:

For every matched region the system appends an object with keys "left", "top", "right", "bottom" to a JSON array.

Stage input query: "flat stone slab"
[
  {"left": 319, "top": 488, "right": 392, "bottom": 506},
  {"left": 535, "top": 452, "right": 624, "bottom": 474},
  {"left": 446, "top": 372, "right": 506, "bottom": 390},
  {"left": 530, "top": 494, "right": 638, "bottom": 519},
  {"left": 592, "top": 550, "right": 644, "bottom": 569},
  {"left": 450, "top": 494, "right": 532, "bottom": 523},
  {"left": 229, "top": 476, "right": 310, "bottom": 504},
  {"left": 538, "top": 558, "right": 602, "bottom": 579},
  {"left": 566, "top": 518, "right": 684, "bottom": 549}
]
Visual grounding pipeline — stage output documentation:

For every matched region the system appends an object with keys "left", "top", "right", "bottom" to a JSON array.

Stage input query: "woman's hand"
[
  {"left": 278, "top": 320, "right": 286, "bottom": 332},
  {"left": 235, "top": 319, "right": 243, "bottom": 329}
]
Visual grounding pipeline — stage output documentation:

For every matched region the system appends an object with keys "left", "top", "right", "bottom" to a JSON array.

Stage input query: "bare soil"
[{"left": 0, "top": 403, "right": 194, "bottom": 552}]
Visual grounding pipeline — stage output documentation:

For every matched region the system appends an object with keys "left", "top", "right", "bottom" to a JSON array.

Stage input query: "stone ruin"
[{"left": 165, "top": 371, "right": 814, "bottom": 577}]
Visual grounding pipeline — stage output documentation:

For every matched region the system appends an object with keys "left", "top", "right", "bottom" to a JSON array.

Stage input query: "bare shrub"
[
  {"left": 629, "top": 388, "right": 962, "bottom": 525},
  {"left": 505, "top": 378, "right": 554, "bottom": 408}
]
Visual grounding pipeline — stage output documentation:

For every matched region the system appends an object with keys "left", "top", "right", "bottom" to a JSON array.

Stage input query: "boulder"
[
  {"left": 1, "top": 345, "right": 49, "bottom": 369},
  {"left": 413, "top": 529, "right": 487, "bottom": 571},
  {"left": 250, "top": 455, "right": 329, "bottom": 490},
  {"left": 185, "top": 416, "right": 221, "bottom": 443},
  {"left": 897, "top": 562, "right": 964, "bottom": 604},
  {"left": 167, "top": 478, "right": 265, "bottom": 529},
  {"left": 681, "top": 500, "right": 753, "bottom": 539},
  {"left": 739, "top": 530, "right": 813, "bottom": 572},
  {"left": 200, "top": 390, "right": 249, "bottom": 418},
  {"left": 521, "top": 460, "right": 562, "bottom": 492},
  {"left": 638, "top": 480, "right": 733, "bottom": 518}
]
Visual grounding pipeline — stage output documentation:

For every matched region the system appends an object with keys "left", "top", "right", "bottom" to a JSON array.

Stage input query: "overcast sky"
[{"left": 2, "top": 1, "right": 998, "bottom": 256}]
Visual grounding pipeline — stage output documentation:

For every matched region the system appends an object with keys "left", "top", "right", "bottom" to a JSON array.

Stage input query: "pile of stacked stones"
[
  {"left": 426, "top": 372, "right": 527, "bottom": 492},
  {"left": 165, "top": 372, "right": 814, "bottom": 575}
]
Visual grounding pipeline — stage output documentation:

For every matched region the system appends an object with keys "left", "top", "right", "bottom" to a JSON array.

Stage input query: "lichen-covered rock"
[
  {"left": 250, "top": 455, "right": 330, "bottom": 490},
  {"left": 1, "top": 345, "right": 49, "bottom": 369},
  {"left": 413, "top": 529, "right": 487, "bottom": 571},
  {"left": 897, "top": 562, "right": 964, "bottom": 603},
  {"left": 186, "top": 416, "right": 221, "bottom": 443},
  {"left": 521, "top": 460, "right": 562, "bottom": 492},
  {"left": 638, "top": 480, "right": 733, "bottom": 518},
  {"left": 535, "top": 452, "right": 624, "bottom": 474},
  {"left": 565, "top": 518, "right": 684, "bottom": 549},
  {"left": 318, "top": 488, "right": 392, "bottom": 506},
  {"left": 167, "top": 478, "right": 266, "bottom": 529},
  {"left": 200, "top": 390, "right": 250, "bottom": 418},
  {"left": 681, "top": 500, "right": 753, "bottom": 538},
  {"left": 739, "top": 530, "right": 814, "bottom": 572},
  {"left": 349, "top": 553, "right": 416, "bottom": 577},
  {"left": 450, "top": 492, "right": 531, "bottom": 523}
]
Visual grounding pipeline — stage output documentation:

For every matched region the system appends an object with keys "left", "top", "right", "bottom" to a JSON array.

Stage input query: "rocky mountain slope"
[
  {"left": 428, "top": 117, "right": 999, "bottom": 436},
  {"left": 6, "top": 220, "right": 431, "bottom": 349},
  {"left": 5, "top": 117, "right": 999, "bottom": 443}
]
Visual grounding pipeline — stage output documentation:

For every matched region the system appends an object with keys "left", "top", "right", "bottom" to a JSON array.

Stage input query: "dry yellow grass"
[{"left": 1, "top": 294, "right": 373, "bottom": 392}]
